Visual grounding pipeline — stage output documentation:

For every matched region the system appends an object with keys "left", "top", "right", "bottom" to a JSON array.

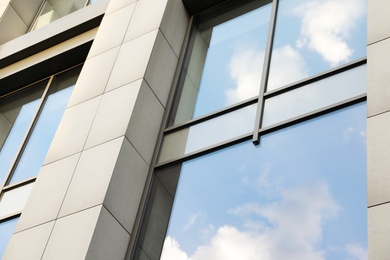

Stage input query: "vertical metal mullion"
[
  {"left": 252, "top": 0, "right": 279, "bottom": 145},
  {"left": 0, "top": 76, "right": 54, "bottom": 191}
]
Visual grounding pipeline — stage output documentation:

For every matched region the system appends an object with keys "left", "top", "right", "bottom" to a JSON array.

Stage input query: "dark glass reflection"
[
  {"left": 9, "top": 67, "right": 80, "bottom": 184},
  {"left": 0, "top": 217, "right": 18, "bottom": 257},
  {"left": 160, "top": 103, "right": 367, "bottom": 260},
  {"left": 0, "top": 82, "right": 47, "bottom": 184},
  {"left": 267, "top": 0, "right": 367, "bottom": 91},
  {"left": 170, "top": 2, "right": 272, "bottom": 125}
]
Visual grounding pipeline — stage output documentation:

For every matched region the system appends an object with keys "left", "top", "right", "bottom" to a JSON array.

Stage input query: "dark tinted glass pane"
[
  {"left": 267, "top": 0, "right": 366, "bottom": 91},
  {"left": 161, "top": 103, "right": 367, "bottom": 260}
]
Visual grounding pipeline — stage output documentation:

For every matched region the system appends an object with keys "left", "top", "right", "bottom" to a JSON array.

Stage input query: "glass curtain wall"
[
  {"left": 0, "top": 66, "right": 81, "bottom": 257},
  {"left": 134, "top": 0, "right": 367, "bottom": 259}
]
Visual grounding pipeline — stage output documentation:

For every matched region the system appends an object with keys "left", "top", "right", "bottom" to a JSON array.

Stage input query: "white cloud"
[
  {"left": 161, "top": 182, "right": 345, "bottom": 260},
  {"left": 295, "top": 0, "right": 366, "bottom": 66}
]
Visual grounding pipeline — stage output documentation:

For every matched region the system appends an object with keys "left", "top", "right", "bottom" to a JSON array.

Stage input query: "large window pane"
[
  {"left": 0, "top": 217, "right": 18, "bottom": 257},
  {"left": 0, "top": 183, "right": 34, "bottom": 218},
  {"left": 159, "top": 104, "right": 256, "bottom": 163},
  {"left": 267, "top": 0, "right": 367, "bottom": 91},
  {"left": 160, "top": 103, "right": 366, "bottom": 260},
  {"left": 0, "top": 81, "right": 46, "bottom": 184},
  {"left": 170, "top": 2, "right": 272, "bottom": 125},
  {"left": 263, "top": 65, "right": 366, "bottom": 127},
  {"left": 9, "top": 67, "right": 80, "bottom": 184}
]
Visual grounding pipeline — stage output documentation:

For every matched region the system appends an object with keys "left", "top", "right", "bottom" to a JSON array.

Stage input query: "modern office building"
[{"left": 0, "top": 0, "right": 387, "bottom": 259}]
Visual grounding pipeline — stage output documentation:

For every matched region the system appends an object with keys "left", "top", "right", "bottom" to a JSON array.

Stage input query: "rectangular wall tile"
[
  {"left": 15, "top": 153, "right": 80, "bottom": 232},
  {"left": 67, "top": 47, "right": 120, "bottom": 107},
  {"left": 106, "top": 29, "right": 158, "bottom": 91},
  {"left": 104, "top": 137, "right": 148, "bottom": 233},
  {"left": 58, "top": 138, "right": 123, "bottom": 217},
  {"left": 44, "top": 96, "right": 101, "bottom": 164},
  {"left": 42, "top": 206, "right": 102, "bottom": 260},
  {"left": 85, "top": 79, "right": 142, "bottom": 149},
  {"left": 3, "top": 221, "right": 55, "bottom": 260}
]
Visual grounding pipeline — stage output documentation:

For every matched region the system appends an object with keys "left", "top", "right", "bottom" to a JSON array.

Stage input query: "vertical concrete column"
[
  {"left": 3, "top": 0, "right": 188, "bottom": 259},
  {"left": 367, "top": 0, "right": 390, "bottom": 259}
]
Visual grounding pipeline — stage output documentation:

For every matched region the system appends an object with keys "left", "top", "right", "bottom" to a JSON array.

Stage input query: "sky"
[{"left": 159, "top": 0, "right": 368, "bottom": 259}]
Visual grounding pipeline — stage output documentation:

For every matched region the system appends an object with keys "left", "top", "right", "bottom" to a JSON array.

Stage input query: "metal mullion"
[
  {"left": 0, "top": 212, "right": 21, "bottom": 223},
  {"left": 252, "top": 0, "right": 279, "bottom": 145},
  {"left": 27, "top": 0, "right": 46, "bottom": 32},
  {"left": 2, "top": 177, "right": 36, "bottom": 192},
  {"left": 264, "top": 58, "right": 367, "bottom": 99},
  {"left": 258, "top": 94, "right": 367, "bottom": 136},
  {"left": 164, "top": 96, "right": 258, "bottom": 134},
  {"left": 0, "top": 76, "right": 54, "bottom": 191},
  {"left": 155, "top": 94, "right": 366, "bottom": 170},
  {"left": 155, "top": 132, "right": 252, "bottom": 170}
]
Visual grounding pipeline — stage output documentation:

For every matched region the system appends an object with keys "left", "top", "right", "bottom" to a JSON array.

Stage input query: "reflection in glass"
[
  {"left": 263, "top": 65, "right": 366, "bottom": 127},
  {"left": 9, "top": 67, "right": 80, "bottom": 184},
  {"left": 159, "top": 105, "right": 256, "bottom": 163},
  {"left": 31, "top": 0, "right": 88, "bottom": 31},
  {"left": 0, "top": 217, "right": 18, "bottom": 258},
  {"left": 160, "top": 103, "right": 366, "bottom": 260},
  {"left": 0, "top": 82, "right": 47, "bottom": 184},
  {"left": 0, "top": 183, "right": 34, "bottom": 218},
  {"left": 170, "top": 3, "right": 272, "bottom": 125},
  {"left": 267, "top": 0, "right": 367, "bottom": 91}
]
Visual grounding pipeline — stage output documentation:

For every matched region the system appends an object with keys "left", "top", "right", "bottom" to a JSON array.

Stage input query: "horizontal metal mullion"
[
  {"left": 164, "top": 96, "right": 258, "bottom": 134},
  {"left": 264, "top": 58, "right": 367, "bottom": 99},
  {"left": 154, "top": 133, "right": 253, "bottom": 170},
  {"left": 0, "top": 212, "right": 21, "bottom": 223},
  {"left": 2, "top": 177, "right": 36, "bottom": 192},
  {"left": 258, "top": 94, "right": 367, "bottom": 136},
  {"left": 156, "top": 95, "right": 366, "bottom": 169}
]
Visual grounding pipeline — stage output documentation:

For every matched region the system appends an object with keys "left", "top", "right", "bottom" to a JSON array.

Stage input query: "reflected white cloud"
[
  {"left": 226, "top": 48, "right": 264, "bottom": 104},
  {"left": 267, "top": 45, "right": 308, "bottom": 91},
  {"left": 345, "top": 243, "right": 368, "bottom": 260},
  {"left": 160, "top": 237, "right": 189, "bottom": 260},
  {"left": 295, "top": 0, "right": 366, "bottom": 66},
  {"left": 161, "top": 182, "right": 367, "bottom": 260}
]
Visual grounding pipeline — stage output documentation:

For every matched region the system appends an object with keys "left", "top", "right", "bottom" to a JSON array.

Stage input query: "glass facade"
[
  {"left": 135, "top": 0, "right": 367, "bottom": 259},
  {"left": 0, "top": 66, "right": 81, "bottom": 258}
]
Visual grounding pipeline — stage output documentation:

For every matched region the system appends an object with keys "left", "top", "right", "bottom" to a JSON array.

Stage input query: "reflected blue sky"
[
  {"left": 10, "top": 86, "right": 74, "bottom": 184},
  {"left": 267, "top": 0, "right": 366, "bottom": 91},
  {"left": 181, "top": 0, "right": 366, "bottom": 121},
  {"left": 0, "top": 100, "right": 41, "bottom": 184},
  {"left": 161, "top": 103, "right": 367, "bottom": 260},
  {"left": 191, "top": 3, "right": 272, "bottom": 118},
  {"left": 0, "top": 217, "right": 18, "bottom": 257}
]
